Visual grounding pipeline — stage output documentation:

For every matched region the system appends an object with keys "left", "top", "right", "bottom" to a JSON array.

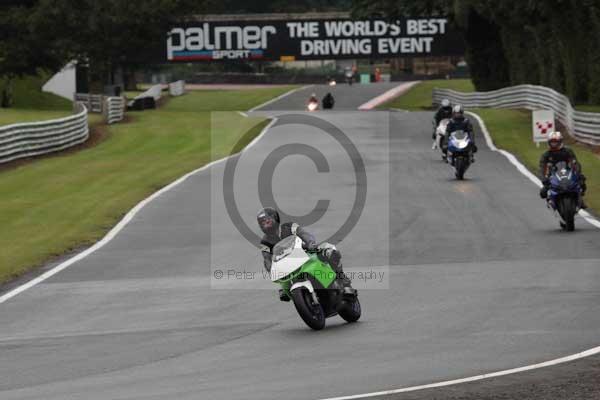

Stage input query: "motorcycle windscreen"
[
  {"left": 270, "top": 236, "right": 310, "bottom": 281},
  {"left": 450, "top": 130, "right": 469, "bottom": 150},
  {"left": 553, "top": 161, "right": 572, "bottom": 178},
  {"left": 552, "top": 161, "right": 576, "bottom": 191}
]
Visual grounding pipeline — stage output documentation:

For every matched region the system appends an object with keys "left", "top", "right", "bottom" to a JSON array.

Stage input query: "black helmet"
[{"left": 257, "top": 207, "right": 280, "bottom": 235}]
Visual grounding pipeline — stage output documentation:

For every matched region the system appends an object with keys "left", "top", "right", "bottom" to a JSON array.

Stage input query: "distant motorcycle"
[
  {"left": 307, "top": 100, "right": 319, "bottom": 111},
  {"left": 322, "top": 93, "right": 335, "bottom": 109},
  {"left": 345, "top": 71, "right": 354, "bottom": 86},
  {"left": 433, "top": 118, "right": 450, "bottom": 155},
  {"left": 447, "top": 130, "right": 472, "bottom": 180},
  {"left": 546, "top": 161, "right": 583, "bottom": 231}
]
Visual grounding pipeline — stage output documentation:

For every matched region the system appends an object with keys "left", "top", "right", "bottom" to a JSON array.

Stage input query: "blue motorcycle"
[
  {"left": 447, "top": 130, "right": 472, "bottom": 180},
  {"left": 546, "top": 161, "right": 583, "bottom": 231}
]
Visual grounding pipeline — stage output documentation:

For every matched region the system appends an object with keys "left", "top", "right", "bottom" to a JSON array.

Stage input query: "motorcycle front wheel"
[
  {"left": 455, "top": 157, "right": 468, "bottom": 180},
  {"left": 558, "top": 196, "right": 577, "bottom": 231},
  {"left": 338, "top": 296, "right": 361, "bottom": 323},
  {"left": 291, "top": 288, "right": 326, "bottom": 330}
]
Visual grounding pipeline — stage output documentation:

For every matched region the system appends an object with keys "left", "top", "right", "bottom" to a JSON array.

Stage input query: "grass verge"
[
  {"left": 123, "top": 90, "right": 144, "bottom": 99},
  {"left": 10, "top": 74, "right": 72, "bottom": 110},
  {"left": 0, "top": 74, "right": 73, "bottom": 125},
  {"left": 380, "top": 79, "right": 475, "bottom": 111},
  {"left": 575, "top": 104, "right": 600, "bottom": 113},
  {"left": 0, "top": 109, "right": 73, "bottom": 126},
  {"left": 0, "top": 86, "right": 295, "bottom": 283}
]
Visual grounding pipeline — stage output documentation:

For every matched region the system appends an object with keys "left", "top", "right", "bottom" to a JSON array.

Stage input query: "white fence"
[
  {"left": 104, "top": 96, "right": 125, "bottom": 124},
  {"left": 0, "top": 103, "right": 89, "bottom": 164},
  {"left": 169, "top": 80, "right": 186, "bottom": 96},
  {"left": 433, "top": 84, "right": 600, "bottom": 145},
  {"left": 74, "top": 93, "right": 103, "bottom": 113}
]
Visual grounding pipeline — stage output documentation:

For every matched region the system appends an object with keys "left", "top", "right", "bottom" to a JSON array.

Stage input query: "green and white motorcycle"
[{"left": 270, "top": 235, "right": 361, "bottom": 330}]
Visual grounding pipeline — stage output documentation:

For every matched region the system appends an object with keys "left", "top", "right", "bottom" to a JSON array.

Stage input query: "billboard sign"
[{"left": 163, "top": 17, "right": 465, "bottom": 62}]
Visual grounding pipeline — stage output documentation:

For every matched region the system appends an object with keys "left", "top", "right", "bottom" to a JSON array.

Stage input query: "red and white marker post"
[{"left": 532, "top": 109, "right": 555, "bottom": 147}]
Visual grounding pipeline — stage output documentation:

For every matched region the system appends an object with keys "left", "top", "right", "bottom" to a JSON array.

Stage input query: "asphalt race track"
[
  {"left": 257, "top": 82, "right": 402, "bottom": 110},
  {"left": 1, "top": 84, "right": 599, "bottom": 400}
]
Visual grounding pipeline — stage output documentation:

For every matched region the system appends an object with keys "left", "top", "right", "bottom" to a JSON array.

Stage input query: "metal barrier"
[
  {"left": 168, "top": 80, "right": 186, "bottom": 96},
  {"left": 74, "top": 93, "right": 103, "bottom": 113},
  {"left": 0, "top": 103, "right": 89, "bottom": 164},
  {"left": 433, "top": 84, "right": 600, "bottom": 145},
  {"left": 104, "top": 96, "right": 125, "bottom": 124}
]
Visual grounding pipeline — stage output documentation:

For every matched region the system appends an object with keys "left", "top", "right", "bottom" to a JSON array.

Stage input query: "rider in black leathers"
[
  {"left": 322, "top": 92, "right": 335, "bottom": 109},
  {"left": 257, "top": 207, "right": 351, "bottom": 301},
  {"left": 433, "top": 99, "right": 453, "bottom": 139},
  {"left": 538, "top": 131, "right": 587, "bottom": 208},
  {"left": 443, "top": 105, "right": 477, "bottom": 162}
]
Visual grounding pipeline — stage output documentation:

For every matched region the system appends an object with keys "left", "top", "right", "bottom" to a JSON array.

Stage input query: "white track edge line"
[
  {"left": 358, "top": 81, "right": 420, "bottom": 110},
  {"left": 316, "top": 110, "right": 600, "bottom": 400},
  {"left": 248, "top": 85, "right": 313, "bottom": 112},
  {"left": 0, "top": 114, "right": 280, "bottom": 305},
  {"left": 319, "top": 345, "right": 600, "bottom": 400}
]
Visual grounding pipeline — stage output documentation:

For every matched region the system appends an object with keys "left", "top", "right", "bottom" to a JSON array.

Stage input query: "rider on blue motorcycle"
[
  {"left": 539, "top": 131, "right": 587, "bottom": 208},
  {"left": 257, "top": 207, "right": 351, "bottom": 301},
  {"left": 443, "top": 105, "right": 478, "bottom": 162}
]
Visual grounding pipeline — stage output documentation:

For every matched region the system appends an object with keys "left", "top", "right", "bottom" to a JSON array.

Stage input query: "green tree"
[
  {"left": 586, "top": 1, "right": 600, "bottom": 104},
  {"left": 351, "top": 0, "right": 511, "bottom": 90},
  {"left": 35, "top": 0, "right": 211, "bottom": 90},
  {"left": 352, "top": 0, "right": 600, "bottom": 103},
  {"left": 0, "top": 1, "right": 68, "bottom": 107},
  {"left": 203, "top": 0, "right": 351, "bottom": 14},
  {"left": 0, "top": 0, "right": 211, "bottom": 101}
]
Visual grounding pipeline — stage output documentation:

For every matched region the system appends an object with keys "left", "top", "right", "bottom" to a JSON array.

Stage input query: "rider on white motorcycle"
[{"left": 433, "top": 99, "right": 453, "bottom": 140}]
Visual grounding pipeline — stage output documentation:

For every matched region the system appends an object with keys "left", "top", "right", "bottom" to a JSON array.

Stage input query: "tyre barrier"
[
  {"left": 168, "top": 80, "right": 185, "bottom": 97},
  {"left": 105, "top": 96, "right": 126, "bottom": 124},
  {"left": 0, "top": 103, "right": 88, "bottom": 164}
]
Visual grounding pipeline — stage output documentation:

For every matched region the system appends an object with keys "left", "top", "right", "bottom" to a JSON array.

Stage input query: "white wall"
[{"left": 42, "top": 61, "right": 77, "bottom": 101}]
